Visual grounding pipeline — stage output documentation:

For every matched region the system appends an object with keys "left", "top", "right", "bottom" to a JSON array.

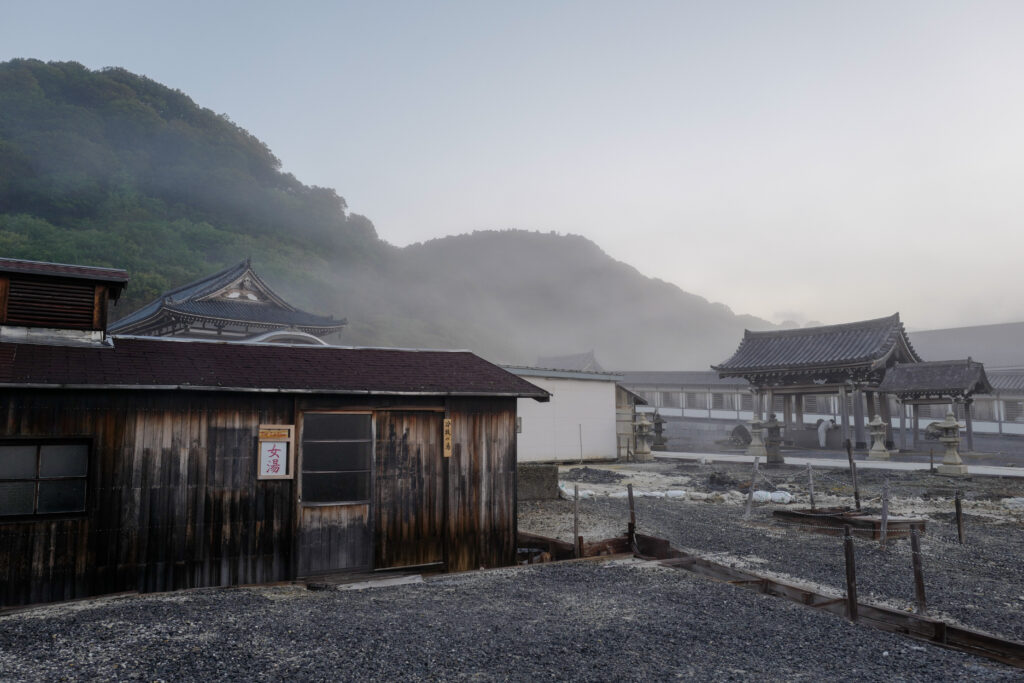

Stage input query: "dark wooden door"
[
  {"left": 374, "top": 411, "right": 445, "bottom": 570},
  {"left": 297, "top": 412, "right": 373, "bottom": 575}
]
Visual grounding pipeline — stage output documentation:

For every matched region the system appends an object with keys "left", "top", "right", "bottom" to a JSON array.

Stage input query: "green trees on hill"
[{"left": 0, "top": 59, "right": 380, "bottom": 309}]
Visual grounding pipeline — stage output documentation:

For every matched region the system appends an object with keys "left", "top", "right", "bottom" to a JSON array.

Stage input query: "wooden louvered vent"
[{"left": 4, "top": 276, "right": 98, "bottom": 330}]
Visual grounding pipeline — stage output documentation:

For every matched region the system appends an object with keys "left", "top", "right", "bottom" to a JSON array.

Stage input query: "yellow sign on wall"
[{"left": 443, "top": 418, "right": 452, "bottom": 458}]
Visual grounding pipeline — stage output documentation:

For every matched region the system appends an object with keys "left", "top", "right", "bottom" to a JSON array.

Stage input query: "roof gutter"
[{"left": 0, "top": 383, "right": 550, "bottom": 401}]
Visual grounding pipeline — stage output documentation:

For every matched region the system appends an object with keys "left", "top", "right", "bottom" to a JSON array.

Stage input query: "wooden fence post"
[
  {"left": 745, "top": 456, "right": 760, "bottom": 519},
  {"left": 807, "top": 463, "right": 815, "bottom": 510},
  {"left": 879, "top": 480, "right": 889, "bottom": 548},
  {"left": 954, "top": 490, "right": 965, "bottom": 545},
  {"left": 573, "top": 484, "right": 580, "bottom": 559},
  {"left": 627, "top": 483, "right": 636, "bottom": 548},
  {"left": 844, "top": 525, "right": 858, "bottom": 622},
  {"left": 911, "top": 527, "right": 927, "bottom": 615},
  {"left": 846, "top": 439, "right": 861, "bottom": 511}
]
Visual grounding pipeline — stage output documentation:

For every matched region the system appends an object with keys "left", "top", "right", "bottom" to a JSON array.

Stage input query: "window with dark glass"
[
  {"left": 0, "top": 441, "right": 89, "bottom": 517},
  {"left": 301, "top": 414, "right": 372, "bottom": 504}
]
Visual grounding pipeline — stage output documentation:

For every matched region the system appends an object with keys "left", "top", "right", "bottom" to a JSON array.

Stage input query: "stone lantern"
[
  {"left": 634, "top": 413, "right": 653, "bottom": 462},
  {"left": 746, "top": 418, "right": 767, "bottom": 458},
  {"left": 867, "top": 414, "right": 890, "bottom": 460},
  {"left": 652, "top": 410, "right": 668, "bottom": 451},
  {"left": 763, "top": 413, "right": 784, "bottom": 464},
  {"left": 936, "top": 410, "right": 968, "bottom": 476}
]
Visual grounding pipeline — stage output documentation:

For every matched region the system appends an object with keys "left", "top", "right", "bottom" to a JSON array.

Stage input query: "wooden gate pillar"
[{"left": 853, "top": 387, "right": 867, "bottom": 450}]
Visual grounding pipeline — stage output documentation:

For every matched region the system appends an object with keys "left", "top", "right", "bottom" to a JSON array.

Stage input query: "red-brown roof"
[
  {"left": 0, "top": 337, "right": 549, "bottom": 399},
  {"left": 0, "top": 257, "right": 129, "bottom": 283}
]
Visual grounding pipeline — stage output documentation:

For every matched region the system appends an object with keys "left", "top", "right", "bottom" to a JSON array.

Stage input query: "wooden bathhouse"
[
  {"left": 0, "top": 258, "right": 548, "bottom": 607},
  {"left": 108, "top": 259, "right": 345, "bottom": 344}
]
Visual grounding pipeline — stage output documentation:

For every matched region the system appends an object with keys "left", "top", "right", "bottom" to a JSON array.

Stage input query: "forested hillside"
[{"left": 0, "top": 59, "right": 769, "bottom": 368}]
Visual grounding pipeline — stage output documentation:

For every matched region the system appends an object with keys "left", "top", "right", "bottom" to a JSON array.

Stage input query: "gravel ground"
[
  {"left": 520, "top": 461, "right": 1024, "bottom": 645},
  {"left": 1, "top": 560, "right": 1020, "bottom": 682},
  {"left": 2, "top": 460, "right": 1021, "bottom": 681}
]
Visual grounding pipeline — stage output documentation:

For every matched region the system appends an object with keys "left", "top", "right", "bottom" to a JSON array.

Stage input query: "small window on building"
[
  {"left": 1004, "top": 401, "right": 1024, "bottom": 423},
  {"left": 661, "top": 392, "right": 681, "bottom": 408},
  {"left": 301, "top": 413, "right": 373, "bottom": 504},
  {"left": 740, "top": 394, "right": 753, "bottom": 411},
  {"left": 712, "top": 393, "right": 734, "bottom": 411},
  {"left": 685, "top": 392, "right": 707, "bottom": 410},
  {"left": 0, "top": 441, "right": 89, "bottom": 517}
]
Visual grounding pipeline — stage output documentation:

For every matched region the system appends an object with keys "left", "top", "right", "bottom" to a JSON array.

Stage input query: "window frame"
[
  {"left": 299, "top": 412, "right": 374, "bottom": 507},
  {"left": 0, "top": 437, "right": 91, "bottom": 522}
]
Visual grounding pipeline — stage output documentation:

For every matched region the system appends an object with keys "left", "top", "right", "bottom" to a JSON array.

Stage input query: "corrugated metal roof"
[
  {"left": 535, "top": 351, "right": 604, "bottom": 372},
  {"left": 0, "top": 337, "right": 549, "bottom": 399},
  {"left": 505, "top": 366, "right": 622, "bottom": 382},
  {"left": 713, "top": 314, "right": 922, "bottom": 374},
  {"left": 877, "top": 359, "right": 993, "bottom": 397}
]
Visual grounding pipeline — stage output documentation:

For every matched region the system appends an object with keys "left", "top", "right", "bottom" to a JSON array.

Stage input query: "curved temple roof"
[
  {"left": 712, "top": 314, "right": 923, "bottom": 380},
  {"left": 876, "top": 358, "right": 993, "bottom": 399},
  {"left": 110, "top": 260, "right": 344, "bottom": 336}
]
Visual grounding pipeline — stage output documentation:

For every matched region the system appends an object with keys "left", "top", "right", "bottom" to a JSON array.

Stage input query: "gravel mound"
[
  {"left": 1, "top": 562, "right": 1019, "bottom": 681},
  {"left": 561, "top": 466, "right": 627, "bottom": 484}
]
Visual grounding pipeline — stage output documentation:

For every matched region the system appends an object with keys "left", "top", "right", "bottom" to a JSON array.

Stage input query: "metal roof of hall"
[
  {"left": 712, "top": 313, "right": 923, "bottom": 376},
  {"left": 877, "top": 358, "right": 993, "bottom": 398},
  {"left": 0, "top": 336, "right": 549, "bottom": 400}
]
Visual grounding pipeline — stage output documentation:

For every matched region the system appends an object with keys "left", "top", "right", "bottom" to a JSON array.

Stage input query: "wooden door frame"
[{"left": 294, "top": 409, "right": 375, "bottom": 577}]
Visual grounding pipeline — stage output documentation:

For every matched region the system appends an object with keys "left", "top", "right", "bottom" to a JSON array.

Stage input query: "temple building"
[
  {"left": 712, "top": 314, "right": 922, "bottom": 449},
  {"left": 109, "top": 260, "right": 344, "bottom": 344}
]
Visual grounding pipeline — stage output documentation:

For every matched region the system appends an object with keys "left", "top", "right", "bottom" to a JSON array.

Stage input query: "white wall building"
[{"left": 507, "top": 367, "right": 621, "bottom": 463}]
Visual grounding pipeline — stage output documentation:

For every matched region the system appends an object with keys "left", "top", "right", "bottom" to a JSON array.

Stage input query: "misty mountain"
[{"left": 0, "top": 59, "right": 769, "bottom": 369}]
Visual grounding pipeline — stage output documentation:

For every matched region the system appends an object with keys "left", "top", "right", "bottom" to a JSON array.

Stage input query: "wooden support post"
[
  {"left": 879, "top": 480, "right": 889, "bottom": 548},
  {"left": 782, "top": 395, "right": 792, "bottom": 441},
  {"left": 911, "top": 527, "right": 927, "bottom": 615},
  {"left": 845, "top": 439, "right": 861, "bottom": 511},
  {"left": 844, "top": 525, "right": 858, "bottom": 622},
  {"left": 912, "top": 404, "right": 920, "bottom": 451},
  {"left": 955, "top": 490, "right": 965, "bottom": 545},
  {"left": 573, "top": 484, "right": 580, "bottom": 559},
  {"left": 744, "top": 456, "right": 760, "bottom": 519},
  {"left": 807, "top": 463, "right": 815, "bottom": 510},
  {"left": 964, "top": 399, "right": 975, "bottom": 454},
  {"left": 839, "top": 386, "right": 850, "bottom": 448},
  {"left": 929, "top": 448, "right": 934, "bottom": 473},
  {"left": 853, "top": 388, "right": 867, "bottom": 450},
  {"left": 899, "top": 401, "right": 907, "bottom": 451}
]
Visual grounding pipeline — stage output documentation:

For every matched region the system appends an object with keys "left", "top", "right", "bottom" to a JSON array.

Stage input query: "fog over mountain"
[{"left": 0, "top": 60, "right": 770, "bottom": 369}]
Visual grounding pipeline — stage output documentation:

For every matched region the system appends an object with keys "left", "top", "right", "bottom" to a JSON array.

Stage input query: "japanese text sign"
[{"left": 258, "top": 424, "right": 294, "bottom": 480}]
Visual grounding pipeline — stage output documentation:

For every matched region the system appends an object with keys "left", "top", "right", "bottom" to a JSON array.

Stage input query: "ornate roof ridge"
[{"left": 741, "top": 313, "right": 901, "bottom": 340}]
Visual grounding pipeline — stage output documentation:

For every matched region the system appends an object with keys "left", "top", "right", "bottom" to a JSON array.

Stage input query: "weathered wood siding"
[
  {"left": 0, "top": 390, "right": 295, "bottom": 607},
  {"left": 374, "top": 411, "right": 445, "bottom": 569},
  {"left": 0, "top": 391, "right": 520, "bottom": 607},
  {"left": 445, "top": 398, "right": 518, "bottom": 571},
  {"left": 297, "top": 504, "right": 371, "bottom": 575}
]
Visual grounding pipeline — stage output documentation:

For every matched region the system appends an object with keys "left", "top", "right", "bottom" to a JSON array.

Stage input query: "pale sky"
[{"left": 3, "top": 1, "right": 1023, "bottom": 330}]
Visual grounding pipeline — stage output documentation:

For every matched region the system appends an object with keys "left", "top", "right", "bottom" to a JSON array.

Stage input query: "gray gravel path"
[
  {"left": 1, "top": 561, "right": 1019, "bottom": 681},
  {"left": 525, "top": 461, "right": 1024, "bottom": 645}
]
